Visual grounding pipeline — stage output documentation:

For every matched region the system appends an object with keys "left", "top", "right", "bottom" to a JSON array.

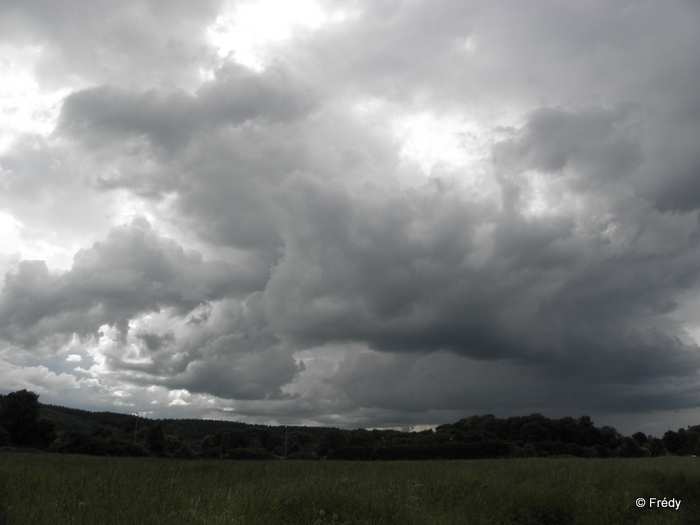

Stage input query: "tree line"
[{"left": 1, "top": 390, "right": 697, "bottom": 460}]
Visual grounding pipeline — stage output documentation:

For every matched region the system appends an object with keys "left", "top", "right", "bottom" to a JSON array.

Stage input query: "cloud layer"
[{"left": 1, "top": 0, "right": 700, "bottom": 433}]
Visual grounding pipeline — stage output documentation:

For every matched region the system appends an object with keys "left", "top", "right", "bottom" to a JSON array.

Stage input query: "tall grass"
[{"left": 0, "top": 452, "right": 698, "bottom": 524}]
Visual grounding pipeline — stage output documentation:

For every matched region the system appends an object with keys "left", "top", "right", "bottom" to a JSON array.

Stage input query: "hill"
[{"left": 2, "top": 389, "right": 698, "bottom": 459}]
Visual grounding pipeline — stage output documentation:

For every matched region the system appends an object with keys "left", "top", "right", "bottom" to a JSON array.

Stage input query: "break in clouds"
[{"left": 1, "top": 0, "right": 700, "bottom": 434}]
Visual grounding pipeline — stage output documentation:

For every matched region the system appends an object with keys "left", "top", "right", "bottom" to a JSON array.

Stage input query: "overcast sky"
[{"left": 1, "top": 0, "right": 700, "bottom": 436}]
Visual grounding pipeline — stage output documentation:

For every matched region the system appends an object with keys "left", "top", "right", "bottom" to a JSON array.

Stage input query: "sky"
[{"left": 1, "top": 0, "right": 700, "bottom": 436}]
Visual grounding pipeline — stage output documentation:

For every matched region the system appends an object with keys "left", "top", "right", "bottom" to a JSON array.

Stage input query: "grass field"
[{"left": 0, "top": 452, "right": 698, "bottom": 524}]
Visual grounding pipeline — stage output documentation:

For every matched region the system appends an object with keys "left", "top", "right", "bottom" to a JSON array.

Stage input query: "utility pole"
[{"left": 285, "top": 425, "right": 288, "bottom": 458}]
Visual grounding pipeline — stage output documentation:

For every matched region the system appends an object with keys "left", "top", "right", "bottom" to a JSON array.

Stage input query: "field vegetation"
[
  {"left": 1, "top": 452, "right": 699, "bottom": 524},
  {"left": 2, "top": 390, "right": 700, "bottom": 524}
]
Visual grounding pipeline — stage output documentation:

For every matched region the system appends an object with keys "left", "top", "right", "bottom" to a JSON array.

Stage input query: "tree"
[
  {"left": 317, "top": 428, "right": 348, "bottom": 458},
  {"left": 201, "top": 435, "right": 216, "bottom": 458},
  {"left": 0, "top": 426, "right": 10, "bottom": 446},
  {"left": 577, "top": 415, "right": 594, "bottom": 428},
  {"left": 632, "top": 431, "right": 647, "bottom": 447},
  {"left": 0, "top": 390, "right": 55, "bottom": 448},
  {"left": 663, "top": 430, "right": 687, "bottom": 454},
  {"left": 519, "top": 422, "right": 551, "bottom": 443},
  {"left": 229, "top": 430, "right": 248, "bottom": 448},
  {"left": 146, "top": 423, "right": 166, "bottom": 454},
  {"left": 620, "top": 437, "right": 644, "bottom": 458},
  {"left": 220, "top": 432, "right": 231, "bottom": 458},
  {"left": 599, "top": 426, "right": 621, "bottom": 448}
]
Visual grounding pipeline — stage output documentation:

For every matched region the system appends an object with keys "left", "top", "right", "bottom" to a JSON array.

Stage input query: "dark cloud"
[
  {"left": 495, "top": 106, "right": 642, "bottom": 182},
  {"left": 0, "top": 218, "right": 265, "bottom": 348},
  {"left": 495, "top": 104, "right": 700, "bottom": 214},
  {"left": 262, "top": 169, "right": 700, "bottom": 375},
  {"left": 635, "top": 112, "right": 700, "bottom": 212},
  {"left": 136, "top": 330, "right": 175, "bottom": 352},
  {"left": 52, "top": 61, "right": 322, "bottom": 254},
  {"left": 97, "top": 291, "right": 303, "bottom": 401},
  {"left": 164, "top": 347, "right": 301, "bottom": 400},
  {"left": 328, "top": 346, "right": 700, "bottom": 429},
  {"left": 58, "top": 61, "right": 318, "bottom": 153},
  {"left": 2, "top": 0, "right": 700, "bottom": 432},
  {"left": 0, "top": 217, "right": 301, "bottom": 401}
]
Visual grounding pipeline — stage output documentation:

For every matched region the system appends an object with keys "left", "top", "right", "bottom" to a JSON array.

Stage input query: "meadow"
[{"left": 0, "top": 452, "right": 698, "bottom": 525}]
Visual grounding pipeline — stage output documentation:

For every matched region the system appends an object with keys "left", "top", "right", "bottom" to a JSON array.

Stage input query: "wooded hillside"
[{"left": 2, "top": 389, "right": 697, "bottom": 460}]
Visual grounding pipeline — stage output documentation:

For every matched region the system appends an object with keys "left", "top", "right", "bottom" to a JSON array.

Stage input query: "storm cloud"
[{"left": 1, "top": 0, "right": 700, "bottom": 434}]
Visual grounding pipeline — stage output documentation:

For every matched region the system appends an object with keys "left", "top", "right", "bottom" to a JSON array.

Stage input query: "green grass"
[{"left": 0, "top": 453, "right": 699, "bottom": 524}]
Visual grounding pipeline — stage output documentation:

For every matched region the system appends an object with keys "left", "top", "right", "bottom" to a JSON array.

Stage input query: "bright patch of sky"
[
  {"left": 392, "top": 112, "right": 486, "bottom": 174},
  {"left": 205, "top": 0, "right": 360, "bottom": 76},
  {"left": 206, "top": 0, "right": 328, "bottom": 71},
  {"left": 0, "top": 211, "right": 80, "bottom": 271},
  {"left": 390, "top": 110, "right": 515, "bottom": 203},
  {"left": 0, "top": 44, "right": 74, "bottom": 153},
  {"left": 0, "top": 211, "right": 21, "bottom": 251}
]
